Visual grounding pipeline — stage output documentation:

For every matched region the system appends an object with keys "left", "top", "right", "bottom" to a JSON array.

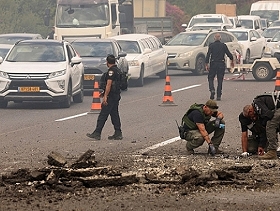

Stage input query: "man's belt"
[{"left": 211, "top": 60, "right": 225, "bottom": 62}]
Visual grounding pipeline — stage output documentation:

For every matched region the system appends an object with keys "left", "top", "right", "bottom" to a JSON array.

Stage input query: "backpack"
[{"left": 99, "top": 68, "right": 128, "bottom": 91}]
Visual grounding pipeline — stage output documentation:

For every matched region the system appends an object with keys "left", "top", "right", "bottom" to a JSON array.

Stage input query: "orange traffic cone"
[
  {"left": 88, "top": 81, "right": 101, "bottom": 114},
  {"left": 275, "top": 69, "right": 280, "bottom": 92},
  {"left": 159, "top": 75, "right": 177, "bottom": 106}
]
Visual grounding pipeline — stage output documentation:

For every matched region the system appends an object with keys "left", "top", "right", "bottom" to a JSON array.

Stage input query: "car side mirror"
[
  {"left": 143, "top": 48, "right": 152, "bottom": 54},
  {"left": 251, "top": 37, "right": 257, "bottom": 42},
  {"left": 118, "top": 51, "right": 127, "bottom": 57},
  {"left": 71, "top": 56, "right": 82, "bottom": 67}
]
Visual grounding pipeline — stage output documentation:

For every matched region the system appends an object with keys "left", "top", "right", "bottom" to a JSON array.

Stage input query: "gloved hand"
[
  {"left": 241, "top": 152, "right": 250, "bottom": 157},
  {"left": 208, "top": 143, "right": 216, "bottom": 156},
  {"left": 214, "top": 118, "right": 221, "bottom": 128}
]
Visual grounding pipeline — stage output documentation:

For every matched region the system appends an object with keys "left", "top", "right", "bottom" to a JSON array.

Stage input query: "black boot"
[
  {"left": 210, "top": 91, "right": 215, "bottom": 100},
  {"left": 108, "top": 130, "right": 123, "bottom": 140},
  {"left": 86, "top": 132, "right": 101, "bottom": 140}
]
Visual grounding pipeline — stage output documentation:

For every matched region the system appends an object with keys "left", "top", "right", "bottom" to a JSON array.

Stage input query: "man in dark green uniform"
[{"left": 182, "top": 100, "right": 225, "bottom": 155}]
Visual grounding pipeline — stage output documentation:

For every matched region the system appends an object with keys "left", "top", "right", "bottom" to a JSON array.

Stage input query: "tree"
[{"left": 166, "top": 2, "right": 188, "bottom": 34}]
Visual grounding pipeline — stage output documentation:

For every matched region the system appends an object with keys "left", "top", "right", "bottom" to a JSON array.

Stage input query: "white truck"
[
  {"left": 250, "top": 1, "right": 280, "bottom": 24},
  {"left": 43, "top": 0, "right": 172, "bottom": 42}
]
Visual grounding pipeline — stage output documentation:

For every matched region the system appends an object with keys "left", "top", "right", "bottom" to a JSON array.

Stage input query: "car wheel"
[
  {"left": 134, "top": 65, "right": 144, "bottom": 87},
  {"left": 244, "top": 50, "right": 250, "bottom": 64},
  {"left": 252, "top": 62, "right": 274, "bottom": 81},
  {"left": 59, "top": 81, "right": 72, "bottom": 108},
  {"left": 0, "top": 100, "right": 8, "bottom": 108},
  {"left": 157, "top": 60, "right": 168, "bottom": 79},
  {"left": 73, "top": 77, "right": 84, "bottom": 103},
  {"left": 193, "top": 56, "right": 205, "bottom": 75}
]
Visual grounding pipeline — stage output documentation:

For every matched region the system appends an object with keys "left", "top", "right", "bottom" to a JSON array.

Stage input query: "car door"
[
  {"left": 140, "top": 38, "right": 153, "bottom": 77},
  {"left": 66, "top": 44, "right": 81, "bottom": 92},
  {"left": 252, "top": 30, "right": 264, "bottom": 58},
  {"left": 151, "top": 36, "right": 167, "bottom": 72},
  {"left": 249, "top": 30, "right": 259, "bottom": 58},
  {"left": 144, "top": 37, "right": 159, "bottom": 74}
]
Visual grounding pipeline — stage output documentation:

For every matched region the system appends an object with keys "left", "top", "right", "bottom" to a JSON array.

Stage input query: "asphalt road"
[{"left": 0, "top": 70, "right": 275, "bottom": 172}]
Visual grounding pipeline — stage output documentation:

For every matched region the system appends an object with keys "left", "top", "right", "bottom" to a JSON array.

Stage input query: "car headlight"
[
  {"left": 273, "top": 44, "right": 280, "bottom": 50},
  {"left": 48, "top": 70, "right": 66, "bottom": 79},
  {"left": 0, "top": 71, "right": 9, "bottom": 79},
  {"left": 128, "top": 60, "right": 139, "bottom": 66},
  {"left": 178, "top": 51, "right": 193, "bottom": 58}
]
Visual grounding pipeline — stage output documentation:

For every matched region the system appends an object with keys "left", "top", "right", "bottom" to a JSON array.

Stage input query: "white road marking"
[
  {"left": 55, "top": 84, "right": 201, "bottom": 122},
  {"left": 55, "top": 112, "right": 88, "bottom": 122},
  {"left": 139, "top": 136, "right": 181, "bottom": 154}
]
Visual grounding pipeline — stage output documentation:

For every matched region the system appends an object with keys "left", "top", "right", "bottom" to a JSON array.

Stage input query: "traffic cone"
[
  {"left": 275, "top": 69, "right": 280, "bottom": 92},
  {"left": 159, "top": 75, "right": 177, "bottom": 106},
  {"left": 88, "top": 81, "right": 101, "bottom": 114}
]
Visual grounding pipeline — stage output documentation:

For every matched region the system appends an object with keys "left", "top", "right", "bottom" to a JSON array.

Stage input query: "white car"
[
  {"left": 112, "top": 34, "right": 168, "bottom": 87},
  {"left": 163, "top": 30, "right": 242, "bottom": 75},
  {"left": 183, "top": 14, "right": 233, "bottom": 31},
  {"left": 261, "top": 26, "right": 280, "bottom": 42},
  {"left": 236, "top": 15, "right": 263, "bottom": 34},
  {"left": 265, "top": 31, "right": 280, "bottom": 60},
  {"left": 228, "top": 29, "right": 266, "bottom": 64},
  {"left": 0, "top": 40, "right": 84, "bottom": 108}
]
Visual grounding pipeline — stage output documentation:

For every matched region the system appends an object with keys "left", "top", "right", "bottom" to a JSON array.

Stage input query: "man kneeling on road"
[
  {"left": 181, "top": 100, "right": 225, "bottom": 155},
  {"left": 239, "top": 104, "right": 268, "bottom": 157}
]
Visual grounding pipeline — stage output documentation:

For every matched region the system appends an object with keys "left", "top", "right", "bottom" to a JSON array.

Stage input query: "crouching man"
[{"left": 182, "top": 100, "right": 225, "bottom": 155}]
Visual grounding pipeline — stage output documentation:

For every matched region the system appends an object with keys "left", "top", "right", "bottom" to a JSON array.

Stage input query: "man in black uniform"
[
  {"left": 46, "top": 26, "right": 55, "bottom": 39},
  {"left": 239, "top": 104, "right": 267, "bottom": 157},
  {"left": 241, "top": 93, "right": 280, "bottom": 160},
  {"left": 86, "top": 55, "right": 122, "bottom": 140},
  {"left": 205, "top": 33, "right": 234, "bottom": 101}
]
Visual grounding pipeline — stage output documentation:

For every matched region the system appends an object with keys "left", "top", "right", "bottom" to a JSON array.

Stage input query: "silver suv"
[{"left": 163, "top": 30, "right": 242, "bottom": 75}]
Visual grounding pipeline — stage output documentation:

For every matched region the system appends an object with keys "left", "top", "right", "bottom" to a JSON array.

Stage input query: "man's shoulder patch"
[{"left": 108, "top": 70, "right": 114, "bottom": 76}]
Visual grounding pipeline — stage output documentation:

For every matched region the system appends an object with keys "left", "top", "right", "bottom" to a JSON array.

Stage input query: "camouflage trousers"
[
  {"left": 185, "top": 119, "right": 225, "bottom": 150},
  {"left": 266, "top": 108, "right": 280, "bottom": 150}
]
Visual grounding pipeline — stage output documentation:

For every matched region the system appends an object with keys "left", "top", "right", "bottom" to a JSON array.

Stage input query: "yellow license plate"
[
  {"left": 19, "top": 87, "right": 40, "bottom": 92},
  {"left": 84, "top": 74, "right": 95, "bottom": 80}
]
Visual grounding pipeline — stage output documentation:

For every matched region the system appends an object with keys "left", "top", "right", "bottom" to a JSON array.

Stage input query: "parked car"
[
  {"left": 189, "top": 23, "right": 232, "bottom": 31},
  {"left": 264, "top": 31, "right": 280, "bottom": 60},
  {"left": 261, "top": 26, "right": 280, "bottom": 41},
  {"left": 182, "top": 14, "right": 233, "bottom": 31},
  {"left": 163, "top": 30, "right": 242, "bottom": 75},
  {"left": 71, "top": 38, "right": 128, "bottom": 91},
  {"left": 0, "top": 40, "right": 84, "bottom": 108},
  {"left": 228, "top": 29, "right": 266, "bottom": 64},
  {"left": 0, "top": 44, "right": 13, "bottom": 58},
  {"left": 236, "top": 15, "right": 263, "bottom": 33},
  {"left": 112, "top": 34, "right": 168, "bottom": 87},
  {"left": 0, "top": 33, "right": 43, "bottom": 45}
]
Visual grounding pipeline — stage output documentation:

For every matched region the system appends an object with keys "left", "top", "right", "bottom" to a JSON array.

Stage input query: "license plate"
[
  {"left": 19, "top": 87, "right": 40, "bottom": 92},
  {"left": 84, "top": 74, "right": 95, "bottom": 80}
]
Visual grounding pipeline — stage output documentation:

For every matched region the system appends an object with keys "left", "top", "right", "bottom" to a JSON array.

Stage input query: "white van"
[{"left": 250, "top": 1, "right": 280, "bottom": 24}]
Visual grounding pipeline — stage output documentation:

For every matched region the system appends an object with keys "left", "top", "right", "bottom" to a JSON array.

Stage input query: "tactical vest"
[{"left": 182, "top": 103, "right": 211, "bottom": 130}]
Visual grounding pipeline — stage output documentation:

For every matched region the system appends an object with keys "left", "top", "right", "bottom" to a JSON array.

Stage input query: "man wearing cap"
[
  {"left": 181, "top": 100, "right": 225, "bottom": 155},
  {"left": 86, "top": 55, "right": 123, "bottom": 141}
]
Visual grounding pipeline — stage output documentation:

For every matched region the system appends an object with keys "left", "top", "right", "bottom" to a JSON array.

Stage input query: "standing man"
[
  {"left": 205, "top": 33, "right": 234, "bottom": 101},
  {"left": 239, "top": 104, "right": 268, "bottom": 157},
  {"left": 182, "top": 100, "right": 225, "bottom": 155},
  {"left": 86, "top": 55, "right": 123, "bottom": 140}
]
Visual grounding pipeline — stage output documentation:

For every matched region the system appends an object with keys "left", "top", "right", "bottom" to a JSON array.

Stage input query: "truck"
[
  {"left": 250, "top": 1, "right": 280, "bottom": 24},
  {"left": 44, "top": 0, "right": 173, "bottom": 43}
]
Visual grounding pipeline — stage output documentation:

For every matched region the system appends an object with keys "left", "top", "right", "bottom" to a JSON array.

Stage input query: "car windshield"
[
  {"left": 262, "top": 28, "right": 280, "bottom": 38},
  {"left": 189, "top": 17, "right": 223, "bottom": 27},
  {"left": 270, "top": 21, "right": 280, "bottom": 27},
  {"left": 271, "top": 32, "right": 280, "bottom": 42},
  {"left": 191, "top": 25, "right": 222, "bottom": 30},
  {"left": 0, "top": 36, "right": 34, "bottom": 45},
  {"left": 72, "top": 42, "right": 113, "bottom": 57},
  {"left": 6, "top": 43, "right": 65, "bottom": 62},
  {"left": 237, "top": 20, "right": 253, "bottom": 29},
  {"left": 166, "top": 33, "right": 207, "bottom": 46},
  {"left": 230, "top": 31, "right": 248, "bottom": 41},
  {"left": 115, "top": 40, "right": 140, "bottom": 54}
]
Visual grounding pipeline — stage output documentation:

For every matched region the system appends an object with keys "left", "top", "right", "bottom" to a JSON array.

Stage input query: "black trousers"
[
  {"left": 94, "top": 94, "right": 121, "bottom": 134},
  {"left": 208, "top": 62, "right": 226, "bottom": 97}
]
